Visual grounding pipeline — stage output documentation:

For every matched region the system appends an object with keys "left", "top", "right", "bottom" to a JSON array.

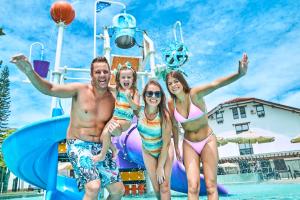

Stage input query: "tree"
[
  {"left": 0, "top": 61, "right": 12, "bottom": 193},
  {"left": 0, "top": 61, "right": 11, "bottom": 134},
  {"left": 0, "top": 129, "right": 15, "bottom": 193},
  {"left": 0, "top": 129, "right": 16, "bottom": 167}
]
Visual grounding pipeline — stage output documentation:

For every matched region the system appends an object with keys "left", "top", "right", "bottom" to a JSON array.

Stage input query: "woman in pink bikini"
[{"left": 166, "top": 54, "right": 248, "bottom": 200}]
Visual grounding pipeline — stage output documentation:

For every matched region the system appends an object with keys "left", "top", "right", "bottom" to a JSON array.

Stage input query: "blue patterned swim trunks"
[{"left": 66, "top": 139, "right": 121, "bottom": 191}]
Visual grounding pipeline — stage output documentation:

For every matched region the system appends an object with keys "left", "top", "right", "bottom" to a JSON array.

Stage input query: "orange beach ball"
[{"left": 50, "top": 1, "right": 75, "bottom": 25}]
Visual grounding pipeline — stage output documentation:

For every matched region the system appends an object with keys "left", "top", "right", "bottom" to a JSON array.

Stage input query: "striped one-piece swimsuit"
[
  {"left": 137, "top": 107, "right": 163, "bottom": 158},
  {"left": 112, "top": 90, "right": 134, "bottom": 121}
]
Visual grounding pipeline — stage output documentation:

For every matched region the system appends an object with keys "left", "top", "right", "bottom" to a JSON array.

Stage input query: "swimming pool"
[{"left": 7, "top": 183, "right": 300, "bottom": 200}]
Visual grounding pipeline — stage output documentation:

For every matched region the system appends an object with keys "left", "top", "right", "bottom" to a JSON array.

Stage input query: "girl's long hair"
[
  {"left": 142, "top": 80, "right": 169, "bottom": 128},
  {"left": 165, "top": 71, "right": 190, "bottom": 99}
]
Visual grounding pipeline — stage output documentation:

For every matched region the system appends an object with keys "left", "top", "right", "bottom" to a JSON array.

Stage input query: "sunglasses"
[{"left": 145, "top": 91, "right": 162, "bottom": 98}]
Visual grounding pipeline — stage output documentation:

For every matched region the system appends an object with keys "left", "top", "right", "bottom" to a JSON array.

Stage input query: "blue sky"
[{"left": 1, "top": 0, "right": 300, "bottom": 128}]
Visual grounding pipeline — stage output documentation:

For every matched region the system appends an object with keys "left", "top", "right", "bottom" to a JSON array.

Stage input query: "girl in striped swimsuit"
[
  {"left": 136, "top": 80, "right": 173, "bottom": 199},
  {"left": 93, "top": 62, "right": 140, "bottom": 162}
]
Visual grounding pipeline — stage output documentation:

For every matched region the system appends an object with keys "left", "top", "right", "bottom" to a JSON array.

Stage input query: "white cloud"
[{"left": 2, "top": 0, "right": 300, "bottom": 128}]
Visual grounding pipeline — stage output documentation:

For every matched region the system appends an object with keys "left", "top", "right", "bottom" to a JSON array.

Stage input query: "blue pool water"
[{"left": 8, "top": 183, "right": 300, "bottom": 200}]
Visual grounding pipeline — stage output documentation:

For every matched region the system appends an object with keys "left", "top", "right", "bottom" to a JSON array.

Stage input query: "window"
[
  {"left": 239, "top": 106, "right": 247, "bottom": 118},
  {"left": 235, "top": 123, "right": 249, "bottom": 134},
  {"left": 232, "top": 107, "right": 239, "bottom": 119},
  {"left": 216, "top": 111, "right": 224, "bottom": 124},
  {"left": 256, "top": 105, "right": 265, "bottom": 117},
  {"left": 234, "top": 122, "right": 253, "bottom": 155},
  {"left": 239, "top": 143, "right": 253, "bottom": 155}
]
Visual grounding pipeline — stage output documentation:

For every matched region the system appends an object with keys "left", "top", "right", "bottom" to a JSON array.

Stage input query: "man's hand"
[
  {"left": 238, "top": 53, "right": 248, "bottom": 76},
  {"left": 10, "top": 54, "right": 33, "bottom": 74}
]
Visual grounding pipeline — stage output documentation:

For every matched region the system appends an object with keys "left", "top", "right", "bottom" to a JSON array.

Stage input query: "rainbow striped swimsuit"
[
  {"left": 112, "top": 91, "right": 134, "bottom": 121},
  {"left": 137, "top": 107, "right": 162, "bottom": 158}
]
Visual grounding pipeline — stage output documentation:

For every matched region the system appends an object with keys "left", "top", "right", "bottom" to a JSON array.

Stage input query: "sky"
[{"left": 1, "top": 0, "right": 300, "bottom": 128}]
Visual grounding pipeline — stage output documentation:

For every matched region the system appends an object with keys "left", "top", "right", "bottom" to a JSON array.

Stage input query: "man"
[{"left": 11, "top": 54, "right": 124, "bottom": 200}]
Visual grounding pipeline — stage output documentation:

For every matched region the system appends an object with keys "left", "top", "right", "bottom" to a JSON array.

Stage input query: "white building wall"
[
  {"left": 209, "top": 101, "right": 300, "bottom": 158},
  {"left": 251, "top": 104, "right": 300, "bottom": 137},
  {"left": 7, "top": 173, "right": 31, "bottom": 192}
]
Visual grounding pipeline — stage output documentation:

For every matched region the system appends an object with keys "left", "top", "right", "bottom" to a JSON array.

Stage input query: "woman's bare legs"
[
  {"left": 201, "top": 134, "right": 219, "bottom": 200},
  {"left": 183, "top": 140, "right": 201, "bottom": 200},
  {"left": 143, "top": 151, "right": 160, "bottom": 198},
  {"left": 142, "top": 147, "right": 173, "bottom": 200},
  {"left": 160, "top": 142, "right": 174, "bottom": 199}
]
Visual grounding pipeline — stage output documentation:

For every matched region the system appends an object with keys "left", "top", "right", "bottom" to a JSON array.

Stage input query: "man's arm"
[{"left": 11, "top": 54, "right": 81, "bottom": 98}]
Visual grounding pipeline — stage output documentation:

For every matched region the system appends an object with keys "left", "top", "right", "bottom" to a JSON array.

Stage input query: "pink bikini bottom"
[{"left": 184, "top": 132, "right": 213, "bottom": 155}]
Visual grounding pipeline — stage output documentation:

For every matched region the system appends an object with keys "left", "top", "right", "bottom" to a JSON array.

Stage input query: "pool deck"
[
  {"left": 0, "top": 191, "right": 43, "bottom": 199},
  {"left": 264, "top": 177, "right": 300, "bottom": 184}
]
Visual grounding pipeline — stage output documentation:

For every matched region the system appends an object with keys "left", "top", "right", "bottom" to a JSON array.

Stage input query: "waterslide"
[{"left": 3, "top": 116, "right": 228, "bottom": 200}]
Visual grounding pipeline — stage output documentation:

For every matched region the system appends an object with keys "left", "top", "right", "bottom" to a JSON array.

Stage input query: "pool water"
[
  {"left": 8, "top": 183, "right": 300, "bottom": 200},
  {"left": 122, "top": 183, "right": 300, "bottom": 199},
  {"left": 219, "top": 183, "right": 300, "bottom": 200}
]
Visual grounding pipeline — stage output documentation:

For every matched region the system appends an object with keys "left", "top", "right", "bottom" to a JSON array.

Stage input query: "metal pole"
[
  {"left": 51, "top": 22, "right": 64, "bottom": 112},
  {"left": 59, "top": 67, "right": 90, "bottom": 73},
  {"left": 93, "top": 1, "right": 97, "bottom": 58},
  {"left": 173, "top": 21, "right": 184, "bottom": 43},
  {"left": 103, "top": 27, "right": 111, "bottom": 64},
  {"left": 29, "top": 42, "right": 45, "bottom": 62},
  {"left": 143, "top": 32, "right": 156, "bottom": 78}
]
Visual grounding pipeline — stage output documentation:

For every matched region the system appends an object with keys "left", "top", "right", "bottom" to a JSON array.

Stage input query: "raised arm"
[
  {"left": 168, "top": 100, "right": 182, "bottom": 161},
  {"left": 125, "top": 89, "right": 140, "bottom": 111},
  {"left": 11, "top": 54, "right": 81, "bottom": 98},
  {"left": 156, "top": 112, "right": 172, "bottom": 184},
  {"left": 191, "top": 53, "right": 248, "bottom": 99}
]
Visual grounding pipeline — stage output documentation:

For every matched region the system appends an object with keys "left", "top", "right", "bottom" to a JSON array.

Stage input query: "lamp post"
[
  {"left": 50, "top": 1, "right": 75, "bottom": 117},
  {"left": 42, "top": 2, "right": 75, "bottom": 199}
]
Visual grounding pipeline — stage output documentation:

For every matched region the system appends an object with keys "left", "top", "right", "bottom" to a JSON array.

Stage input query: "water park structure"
[{"left": 2, "top": 1, "right": 228, "bottom": 199}]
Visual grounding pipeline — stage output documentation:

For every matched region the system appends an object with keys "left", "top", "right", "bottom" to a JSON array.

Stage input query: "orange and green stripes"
[{"left": 137, "top": 107, "right": 163, "bottom": 158}]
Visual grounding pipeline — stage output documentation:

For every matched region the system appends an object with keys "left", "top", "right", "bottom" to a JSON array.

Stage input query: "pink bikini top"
[{"left": 174, "top": 95, "right": 205, "bottom": 123}]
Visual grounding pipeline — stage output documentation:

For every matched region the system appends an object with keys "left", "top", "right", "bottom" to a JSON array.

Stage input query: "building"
[{"left": 208, "top": 97, "right": 300, "bottom": 180}]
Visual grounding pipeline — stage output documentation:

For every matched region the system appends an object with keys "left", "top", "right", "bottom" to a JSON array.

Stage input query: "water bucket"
[
  {"left": 113, "top": 13, "right": 136, "bottom": 49},
  {"left": 33, "top": 60, "right": 50, "bottom": 78}
]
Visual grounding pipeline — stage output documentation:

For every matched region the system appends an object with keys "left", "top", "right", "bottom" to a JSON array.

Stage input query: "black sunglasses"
[{"left": 145, "top": 91, "right": 162, "bottom": 98}]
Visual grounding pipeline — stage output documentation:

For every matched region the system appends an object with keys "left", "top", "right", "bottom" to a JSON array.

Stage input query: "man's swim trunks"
[{"left": 66, "top": 139, "right": 121, "bottom": 191}]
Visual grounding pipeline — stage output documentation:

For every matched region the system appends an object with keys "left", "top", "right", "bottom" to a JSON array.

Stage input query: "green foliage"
[
  {"left": 0, "top": 129, "right": 15, "bottom": 167},
  {"left": 0, "top": 60, "right": 12, "bottom": 168},
  {"left": 0, "top": 61, "right": 11, "bottom": 134}
]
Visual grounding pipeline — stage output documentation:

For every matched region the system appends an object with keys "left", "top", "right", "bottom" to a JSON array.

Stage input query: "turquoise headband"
[
  {"left": 112, "top": 61, "right": 132, "bottom": 75},
  {"left": 155, "top": 66, "right": 187, "bottom": 81}
]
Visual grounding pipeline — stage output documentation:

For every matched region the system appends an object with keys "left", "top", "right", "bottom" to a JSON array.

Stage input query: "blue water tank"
[{"left": 113, "top": 13, "right": 136, "bottom": 49}]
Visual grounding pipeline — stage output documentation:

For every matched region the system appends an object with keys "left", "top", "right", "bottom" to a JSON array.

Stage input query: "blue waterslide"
[
  {"left": 2, "top": 116, "right": 83, "bottom": 200},
  {"left": 3, "top": 116, "right": 228, "bottom": 199}
]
